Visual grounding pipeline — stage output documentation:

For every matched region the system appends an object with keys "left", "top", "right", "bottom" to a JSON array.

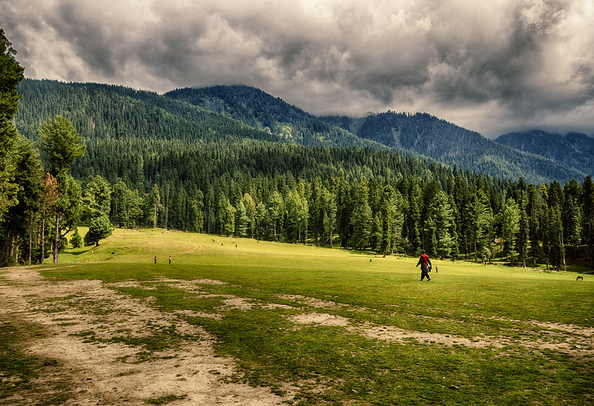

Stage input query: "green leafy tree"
[
  {"left": 321, "top": 187, "right": 337, "bottom": 248},
  {"left": 37, "top": 115, "right": 85, "bottom": 263},
  {"left": 563, "top": 179, "right": 582, "bottom": 252},
  {"left": 0, "top": 29, "right": 25, "bottom": 219},
  {"left": 235, "top": 200, "right": 249, "bottom": 237},
  {"left": 582, "top": 176, "right": 594, "bottom": 263},
  {"left": 218, "top": 195, "right": 236, "bottom": 236},
  {"left": 82, "top": 175, "right": 112, "bottom": 222},
  {"left": 501, "top": 198, "right": 520, "bottom": 263},
  {"left": 526, "top": 184, "right": 543, "bottom": 264},
  {"left": 146, "top": 184, "right": 161, "bottom": 229},
  {"left": 350, "top": 180, "right": 373, "bottom": 250},
  {"left": 70, "top": 228, "right": 83, "bottom": 248},
  {"left": 425, "top": 190, "right": 456, "bottom": 258},
  {"left": 0, "top": 136, "right": 43, "bottom": 265},
  {"left": 285, "top": 188, "right": 309, "bottom": 243},
  {"left": 84, "top": 214, "right": 112, "bottom": 246},
  {"left": 267, "top": 190, "right": 283, "bottom": 240},
  {"left": 516, "top": 192, "right": 529, "bottom": 268}
]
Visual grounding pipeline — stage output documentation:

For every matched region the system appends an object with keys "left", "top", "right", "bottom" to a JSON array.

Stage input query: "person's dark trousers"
[{"left": 421, "top": 264, "right": 431, "bottom": 281}]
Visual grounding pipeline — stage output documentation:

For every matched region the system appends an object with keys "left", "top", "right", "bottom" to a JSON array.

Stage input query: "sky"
[{"left": 2, "top": 0, "right": 594, "bottom": 138}]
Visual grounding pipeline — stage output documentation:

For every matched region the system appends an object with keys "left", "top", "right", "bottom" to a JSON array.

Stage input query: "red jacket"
[{"left": 417, "top": 254, "right": 432, "bottom": 267}]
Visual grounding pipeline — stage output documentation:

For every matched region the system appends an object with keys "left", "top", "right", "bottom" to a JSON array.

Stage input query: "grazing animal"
[{"left": 576, "top": 275, "right": 584, "bottom": 281}]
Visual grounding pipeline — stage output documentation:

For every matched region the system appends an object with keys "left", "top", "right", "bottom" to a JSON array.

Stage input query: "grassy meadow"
[{"left": 28, "top": 229, "right": 594, "bottom": 404}]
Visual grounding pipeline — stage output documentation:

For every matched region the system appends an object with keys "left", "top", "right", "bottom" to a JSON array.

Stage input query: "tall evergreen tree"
[
  {"left": 350, "top": 180, "right": 373, "bottom": 250},
  {"left": 501, "top": 198, "right": 520, "bottom": 263},
  {"left": 0, "top": 29, "right": 25, "bottom": 219},
  {"left": 37, "top": 115, "right": 85, "bottom": 263},
  {"left": 581, "top": 176, "right": 594, "bottom": 263},
  {"left": 82, "top": 175, "right": 112, "bottom": 222},
  {"left": 563, "top": 179, "right": 582, "bottom": 252}
]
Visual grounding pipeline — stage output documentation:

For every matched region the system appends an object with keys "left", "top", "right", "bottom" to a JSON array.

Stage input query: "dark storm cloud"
[{"left": 1, "top": 0, "right": 593, "bottom": 137}]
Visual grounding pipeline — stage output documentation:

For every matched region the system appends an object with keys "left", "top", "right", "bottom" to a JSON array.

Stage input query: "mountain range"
[
  {"left": 495, "top": 130, "right": 594, "bottom": 177},
  {"left": 15, "top": 79, "right": 589, "bottom": 185},
  {"left": 165, "top": 85, "right": 587, "bottom": 184}
]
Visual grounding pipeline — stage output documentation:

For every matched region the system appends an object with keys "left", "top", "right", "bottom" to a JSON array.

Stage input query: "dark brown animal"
[{"left": 576, "top": 275, "right": 584, "bottom": 281}]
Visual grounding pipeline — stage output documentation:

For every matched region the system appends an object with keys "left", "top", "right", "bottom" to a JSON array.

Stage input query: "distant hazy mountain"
[
  {"left": 495, "top": 130, "right": 594, "bottom": 176},
  {"left": 321, "top": 112, "right": 585, "bottom": 184}
]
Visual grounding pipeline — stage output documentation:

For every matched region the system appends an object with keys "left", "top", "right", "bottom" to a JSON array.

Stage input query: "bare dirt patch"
[
  {"left": 289, "top": 312, "right": 350, "bottom": 327},
  {"left": 0, "top": 267, "right": 293, "bottom": 405}
]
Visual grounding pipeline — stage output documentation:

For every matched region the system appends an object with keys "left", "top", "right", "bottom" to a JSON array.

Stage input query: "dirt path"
[{"left": 0, "top": 266, "right": 293, "bottom": 405}]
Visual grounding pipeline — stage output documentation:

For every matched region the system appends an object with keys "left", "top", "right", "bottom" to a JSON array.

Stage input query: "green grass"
[
  {"left": 35, "top": 228, "right": 594, "bottom": 404},
  {"left": 0, "top": 317, "right": 73, "bottom": 405}
]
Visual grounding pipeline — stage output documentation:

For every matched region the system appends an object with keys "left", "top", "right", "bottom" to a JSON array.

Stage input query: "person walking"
[{"left": 416, "top": 250, "right": 432, "bottom": 281}]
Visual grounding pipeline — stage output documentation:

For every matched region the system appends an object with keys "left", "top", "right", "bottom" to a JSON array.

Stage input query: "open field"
[{"left": 1, "top": 228, "right": 593, "bottom": 405}]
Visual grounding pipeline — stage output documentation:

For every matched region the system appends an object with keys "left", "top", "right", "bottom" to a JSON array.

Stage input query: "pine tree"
[
  {"left": 82, "top": 175, "right": 112, "bottom": 222},
  {"left": 581, "top": 176, "right": 594, "bottom": 263},
  {"left": 563, "top": 179, "right": 582, "bottom": 252},
  {"left": 84, "top": 214, "right": 113, "bottom": 246},
  {"left": 0, "top": 29, "right": 25, "bottom": 219},
  {"left": 501, "top": 198, "right": 520, "bottom": 263},
  {"left": 350, "top": 180, "right": 373, "bottom": 250},
  {"left": 37, "top": 115, "right": 85, "bottom": 263}
]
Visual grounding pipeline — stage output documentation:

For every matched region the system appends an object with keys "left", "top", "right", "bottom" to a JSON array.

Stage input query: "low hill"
[
  {"left": 321, "top": 112, "right": 586, "bottom": 184},
  {"left": 495, "top": 130, "right": 594, "bottom": 176}
]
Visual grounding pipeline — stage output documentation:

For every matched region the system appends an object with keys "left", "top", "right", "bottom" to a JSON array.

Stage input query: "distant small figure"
[
  {"left": 168, "top": 256, "right": 171, "bottom": 264},
  {"left": 154, "top": 256, "right": 157, "bottom": 264},
  {"left": 576, "top": 275, "right": 584, "bottom": 281},
  {"left": 370, "top": 259, "right": 372, "bottom": 262},
  {"left": 435, "top": 266, "right": 439, "bottom": 273}
]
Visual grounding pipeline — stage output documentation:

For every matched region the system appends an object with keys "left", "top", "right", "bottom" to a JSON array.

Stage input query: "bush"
[{"left": 70, "top": 229, "right": 83, "bottom": 248}]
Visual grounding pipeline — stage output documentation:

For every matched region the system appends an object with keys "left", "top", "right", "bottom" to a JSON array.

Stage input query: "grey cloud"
[{"left": 2, "top": 0, "right": 593, "bottom": 137}]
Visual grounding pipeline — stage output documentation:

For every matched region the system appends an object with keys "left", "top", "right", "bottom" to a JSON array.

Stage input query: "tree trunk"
[
  {"left": 153, "top": 201, "right": 157, "bottom": 229},
  {"left": 53, "top": 214, "right": 60, "bottom": 264},
  {"left": 28, "top": 213, "right": 33, "bottom": 265},
  {"left": 39, "top": 209, "right": 46, "bottom": 264},
  {"left": 165, "top": 184, "right": 170, "bottom": 230}
]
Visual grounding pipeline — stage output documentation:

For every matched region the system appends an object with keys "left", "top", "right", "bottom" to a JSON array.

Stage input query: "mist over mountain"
[{"left": 495, "top": 130, "right": 594, "bottom": 177}]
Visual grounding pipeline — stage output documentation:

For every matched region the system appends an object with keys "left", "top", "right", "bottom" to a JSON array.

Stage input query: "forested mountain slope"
[
  {"left": 495, "top": 130, "right": 594, "bottom": 176},
  {"left": 14, "top": 79, "right": 461, "bottom": 191},
  {"left": 321, "top": 112, "right": 586, "bottom": 184},
  {"left": 165, "top": 85, "right": 385, "bottom": 149},
  {"left": 15, "top": 79, "right": 280, "bottom": 144}
]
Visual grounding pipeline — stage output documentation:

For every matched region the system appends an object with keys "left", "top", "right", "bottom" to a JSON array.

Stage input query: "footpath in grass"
[{"left": 8, "top": 228, "right": 594, "bottom": 404}]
